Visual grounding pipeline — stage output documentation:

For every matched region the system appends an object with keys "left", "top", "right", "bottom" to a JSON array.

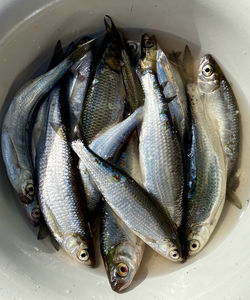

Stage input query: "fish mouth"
[{"left": 110, "top": 278, "right": 129, "bottom": 293}]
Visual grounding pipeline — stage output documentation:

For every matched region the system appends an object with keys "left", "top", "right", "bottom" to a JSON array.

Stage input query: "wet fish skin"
[
  {"left": 197, "top": 54, "right": 240, "bottom": 180},
  {"left": 80, "top": 40, "right": 125, "bottom": 144},
  {"left": 67, "top": 40, "right": 93, "bottom": 139},
  {"left": 100, "top": 202, "right": 144, "bottom": 293},
  {"left": 37, "top": 86, "right": 94, "bottom": 266},
  {"left": 101, "top": 129, "right": 144, "bottom": 293},
  {"left": 104, "top": 16, "right": 144, "bottom": 113},
  {"left": 79, "top": 106, "right": 143, "bottom": 214},
  {"left": 139, "top": 34, "right": 184, "bottom": 228},
  {"left": 157, "top": 48, "right": 189, "bottom": 146},
  {"left": 1, "top": 40, "right": 90, "bottom": 224},
  {"left": 72, "top": 140, "right": 183, "bottom": 262},
  {"left": 185, "top": 84, "right": 227, "bottom": 256}
]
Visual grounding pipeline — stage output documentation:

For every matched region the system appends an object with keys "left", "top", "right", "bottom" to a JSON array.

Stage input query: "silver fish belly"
[{"left": 37, "top": 86, "right": 94, "bottom": 266}]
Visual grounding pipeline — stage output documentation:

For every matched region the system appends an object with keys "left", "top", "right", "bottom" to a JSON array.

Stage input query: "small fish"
[
  {"left": 104, "top": 16, "right": 144, "bottom": 112},
  {"left": 72, "top": 140, "right": 183, "bottom": 262},
  {"left": 79, "top": 106, "right": 143, "bottom": 214},
  {"left": 157, "top": 47, "right": 189, "bottom": 146},
  {"left": 196, "top": 55, "right": 240, "bottom": 203},
  {"left": 80, "top": 35, "right": 125, "bottom": 144},
  {"left": 100, "top": 120, "right": 144, "bottom": 293},
  {"left": 100, "top": 202, "right": 144, "bottom": 293},
  {"left": 1, "top": 40, "right": 91, "bottom": 224},
  {"left": 36, "top": 86, "right": 94, "bottom": 266},
  {"left": 185, "top": 83, "right": 227, "bottom": 256},
  {"left": 67, "top": 38, "right": 93, "bottom": 139},
  {"left": 139, "top": 34, "right": 184, "bottom": 228}
]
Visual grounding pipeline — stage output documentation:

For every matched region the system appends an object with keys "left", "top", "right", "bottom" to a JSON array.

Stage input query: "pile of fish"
[{"left": 1, "top": 16, "right": 240, "bottom": 292}]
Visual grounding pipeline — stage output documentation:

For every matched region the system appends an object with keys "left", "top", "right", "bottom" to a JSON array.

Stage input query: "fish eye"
[
  {"left": 116, "top": 263, "right": 129, "bottom": 277},
  {"left": 31, "top": 207, "right": 40, "bottom": 219},
  {"left": 202, "top": 64, "right": 214, "bottom": 77},
  {"left": 145, "top": 39, "right": 153, "bottom": 48},
  {"left": 77, "top": 249, "right": 89, "bottom": 261},
  {"left": 169, "top": 249, "right": 180, "bottom": 260},
  {"left": 25, "top": 183, "right": 35, "bottom": 196},
  {"left": 189, "top": 239, "right": 200, "bottom": 251}
]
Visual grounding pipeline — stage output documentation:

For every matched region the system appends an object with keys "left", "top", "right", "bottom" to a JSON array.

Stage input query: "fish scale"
[
  {"left": 1, "top": 41, "right": 90, "bottom": 224},
  {"left": 37, "top": 86, "right": 94, "bottom": 266},
  {"left": 72, "top": 140, "right": 183, "bottom": 262},
  {"left": 81, "top": 53, "right": 125, "bottom": 144},
  {"left": 185, "top": 83, "right": 227, "bottom": 256},
  {"left": 139, "top": 71, "right": 184, "bottom": 228}
]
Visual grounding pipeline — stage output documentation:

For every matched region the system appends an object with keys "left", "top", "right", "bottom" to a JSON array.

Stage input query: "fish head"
[
  {"left": 126, "top": 41, "right": 141, "bottom": 67},
  {"left": 156, "top": 238, "right": 184, "bottom": 263},
  {"left": 104, "top": 42, "right": 122, "bottom": 72},
  {"left": 24, "top": 200, "right": 41, "bottom": 225},
  {"left": 140, "top": 34, "right": 158, "bottom": 72},
  {"left": 19, "top": 171, "right": 36, "bottom": 204},
  {"left": 62, "top": 233, "right": 95, "bottom": 267},
  {"left": 186, "top": 224, "right": 210, "bottom": 256},
  {"left": 105, "top": 242, "right": 144, "bottom": 292},
  {"left": 198, "top": 54, "right": 222, "bottom": 93}
]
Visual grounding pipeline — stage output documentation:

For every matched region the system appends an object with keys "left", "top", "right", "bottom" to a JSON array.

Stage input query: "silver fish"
[
  {"left": 79, "top": 106, "right": 143, "bottom": 214},
  {"left": 185, "top": 83, "right": 227, "bottom": 256},
  {"left": 139, "top": 34, "right": 184, "bottom": 228},
  {"left": 1, "top": 40, "right": 91, "bottom": 224},
  {"left": 104, "top": 16, "right": 144, "bottom": 112},
  {"left": 196, "top": 55, "right": 240, "bottom": 201},
  {"left": 36, "top": 86, "right": 94, "bottom": 266},
  {"left": 67, "top": 40, "right": 93, "bottom": 139},
  {"left": 80, "top": 39, "right": 125, "bottom": 144},
  {"left": 100, "top": 201, "right": 144, "bottom": 292},
  {"left": 100, "top": 120, "right": 144, "bottom": 293},
  {"left": 157, "top": 47, "right": 189, "bottom": 145},
  {"left": 72, "top": 140, "right": 183, "bottom": 262}
]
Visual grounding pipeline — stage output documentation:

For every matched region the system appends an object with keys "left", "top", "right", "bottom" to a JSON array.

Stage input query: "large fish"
[
  {"left": 185, "top": 83, "right": 227, "bottom": 256},
  {"left": 139, "top": 34, "right": 184, "bottom": 228},
  {"left": 1, "top": 40, "right": 91, "bottom": 224},
  {"left": 36, "top": 86, "right": 94, "bottom": 266},
  {"left": 72, "top": 140, "right": 183, "bottom": 262}
]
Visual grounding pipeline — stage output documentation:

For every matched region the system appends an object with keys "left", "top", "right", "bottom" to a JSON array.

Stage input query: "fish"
[
  {"left": 157, "top": 47, "right": 189, "bottom": 146},
  {"left": 139, "top": 34, "right": 184, "bottom": 228},
  {"left": 100, "top": 117, "right": 144, "bottom": 293},
  {"left": 104, "top": 16, "right": 144, "bottom": 113},
  {"left": 80, "top": 35, "right": 125, "bottom": 145},
  {"left": 79, "top": 106, "right": 143, "bottom": 214},
  {"left": 66, "top": 38, "right": 93, "bottom": 139},
  {"left": 72, "top": 140, "right": 183, "bottom": 262},
  {"left": 36, "top": 86, "right": 94, "bottom": 266},
  {"left": 196, "top": 55, "right": 240, "bottom": 205},
  {"left": 100, "top": 201, "right": 144, "bottom": 292},
  {"left": 185, "top": 83, "right": 227, "bottom": 256},
  {"left": 1, "top": 39, "right": 92, "bottom": 224}
]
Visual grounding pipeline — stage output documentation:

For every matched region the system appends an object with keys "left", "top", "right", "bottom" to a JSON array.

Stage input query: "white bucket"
[{"left": 0, "top": 0, "right": 250, "bottom": 299}]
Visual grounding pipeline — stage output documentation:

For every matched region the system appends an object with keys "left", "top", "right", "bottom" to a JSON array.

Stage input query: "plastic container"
[{"left": 0, "top": 0, "right": 250, "bottom": 299}]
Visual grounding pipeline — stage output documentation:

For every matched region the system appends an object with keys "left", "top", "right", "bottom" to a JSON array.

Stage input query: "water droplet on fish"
[{"left": 65, "top": 290, "right": 72, "bottom": 294}]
